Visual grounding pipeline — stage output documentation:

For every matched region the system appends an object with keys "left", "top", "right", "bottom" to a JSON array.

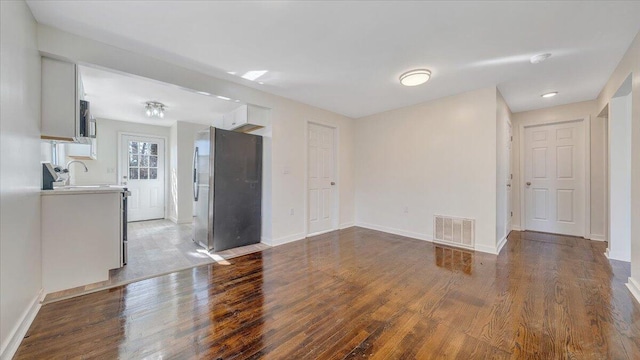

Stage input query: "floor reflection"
[{"left": 435, "top": 245, "right": 473, "bottom": 275}]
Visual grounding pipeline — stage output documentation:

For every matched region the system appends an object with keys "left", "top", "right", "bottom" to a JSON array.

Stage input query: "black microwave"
[{"left": 79, "top": 100, "right": 96, "bottom": 138}]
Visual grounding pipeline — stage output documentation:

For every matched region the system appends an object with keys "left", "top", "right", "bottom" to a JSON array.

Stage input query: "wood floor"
[{"left": 15, "top": 227, "right": 640, "bottom": 359}]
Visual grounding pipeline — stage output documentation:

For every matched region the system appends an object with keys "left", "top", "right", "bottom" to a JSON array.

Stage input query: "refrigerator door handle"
[{"left": 193, "top": 147, "right": 199, "bottom": 201}]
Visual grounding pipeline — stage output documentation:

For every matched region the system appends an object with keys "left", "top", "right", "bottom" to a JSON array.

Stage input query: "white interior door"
[
  {"left": 120, "top": 135, "right": 165, "bottom": 222},
  {"left": 308, "top": 123, "right": 336, "bottom": 235},
  {"left": 524, "top": 121, "right": 585, "bottom": 236}
]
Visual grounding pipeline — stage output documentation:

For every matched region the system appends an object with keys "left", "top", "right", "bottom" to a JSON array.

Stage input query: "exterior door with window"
[{"left": 120, "top": 135, "right": 165, "bottom": 222}]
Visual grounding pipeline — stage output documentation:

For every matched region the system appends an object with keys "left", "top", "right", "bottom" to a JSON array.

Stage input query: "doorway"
[
  {"left": 522, "top": 120, "right": 586, "bottom": 237},
  {"left": 307, "top": 122, "right": 338, "bottom": 236},
  {"left": 120, "top": 134, "right": 166, "bottom": 222}
]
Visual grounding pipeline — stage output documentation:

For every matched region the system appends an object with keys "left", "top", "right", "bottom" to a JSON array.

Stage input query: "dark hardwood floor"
[{"left": 14, "top": 227, "right": 640, "bottom": 359}]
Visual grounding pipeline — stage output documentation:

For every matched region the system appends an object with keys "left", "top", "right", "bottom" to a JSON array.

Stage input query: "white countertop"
[{"left": 41, "top": 185, "right": 126, "bottom": 196}]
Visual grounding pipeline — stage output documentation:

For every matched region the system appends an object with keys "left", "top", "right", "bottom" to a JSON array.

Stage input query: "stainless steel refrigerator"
[{"left": 193, "top": 127, "right": 262, "bottom": 252}]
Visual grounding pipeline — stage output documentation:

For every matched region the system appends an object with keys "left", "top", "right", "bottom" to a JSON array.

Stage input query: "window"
[{"left": 128, "top": 141, "right": 158, "bottom": 180}]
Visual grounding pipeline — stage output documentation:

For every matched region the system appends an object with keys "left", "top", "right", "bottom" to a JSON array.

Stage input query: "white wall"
[
  {"left": 496, "top": 90, "right": 512, "bottom": 250},
  {"left": 169, "top": 122, "right": 178, "bottom": 221},
  {"left": 0, "top": 1, "right": 42, "bottom": 357},
  {"left": 511, "top": 100, "right": 603, "bottom": 237},
  {"left": 608, "top": 93, "right": 632, "bottom": 261},
  {"left": 594, "top": 30, "right": 640, "bottom": 302},
  {"left": 175, "top": 121, "right": 207, "bottom": 223},
  {"left": 354, "top": 87, "right": 499, "bottom": 253},
  {"left": 37, "top": 25, "right": 355, "bottom": 245},
  {"left": 70, "top": 118, "right": 170, "bottom": 185}
]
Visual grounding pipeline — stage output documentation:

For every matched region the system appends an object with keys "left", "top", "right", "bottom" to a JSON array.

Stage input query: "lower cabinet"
[{"left": 41, "top": 191, "right": 122, "bottom": 293}]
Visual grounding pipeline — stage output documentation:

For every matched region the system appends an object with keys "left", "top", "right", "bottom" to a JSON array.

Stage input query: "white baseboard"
[
  {"left": 626, "top": 277, "right": 640, "bottom": 305},
  {"left": 607, "top": 250, "right": 631, "bottom": 262},
  {"left": 589, "top": 234, "right": 606, "bottom": 241},
  {"left": 167, "top": 216, "right": 178, "bottom": 224},
  {"left": 260, "top": 236, "right": 272, "bottom": 246},
  {"left": 496, "top": 235, "right": 508, "bottom": 254},
  {"left": 511, "top": 225, "right": 522, "bottom": 231},
  {"left": 474, "top": 243, "right": 500, "bottom": 255},
  {"left": 339, "top": 222, "right": 355, "bottom": 230},
  {"left": 0, "top": 289, "right": 44, "bottom": 360},
  {"left": 307, "top": 229, "right": 337, "bottom": 237},
  {"left": 355, "top": 222, "right": 432, "bottom": 242},
  {"left": 271, "top": 232, "right": 306, "bottom": 246}
]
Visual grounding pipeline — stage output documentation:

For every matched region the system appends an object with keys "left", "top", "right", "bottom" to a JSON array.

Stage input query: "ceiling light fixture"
[
  {"left": 144, "top": 101, "right": 166, "bottom": 118},
  {"left": 216, "top": 96, "right": 231, "bottom": 101},
  {"left": 530, "top": 53, "right": 551, "bottom": 64},
  {"left": 196, "top": 91, "right": 211, "bottom": 96},
  {"left": 399, "top": 69, "right": 431, "bottom": 86},
  {"left": 541, "top": 91, "right": 558, "bottom": 98},
  {"left": 241, "top": 70, "right": 268, "bottom": 81}
]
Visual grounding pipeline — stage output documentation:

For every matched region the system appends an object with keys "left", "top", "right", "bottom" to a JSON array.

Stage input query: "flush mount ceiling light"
[
  {"left": 144, "top": 101, "right": 166, "bottom": 118},
  {"left": 399, "top": 69, "right": 431, "bottom": 86},
  {"left": 541, "top": 91, "right": 558, "bottom": 98},
  {"left": 530, "top": 53, "right": 552, "bottom": 64}
]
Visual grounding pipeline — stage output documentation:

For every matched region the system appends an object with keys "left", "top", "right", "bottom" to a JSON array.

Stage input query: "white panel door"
[
  {"left": 524, "top": 121, "right": 584, "bottom": 236},
  {"left": 120, "top": 135, "right": 165, "bottom": 222},
  {"left": 308, "top": 123, "right": 336, "bottom": 235}
]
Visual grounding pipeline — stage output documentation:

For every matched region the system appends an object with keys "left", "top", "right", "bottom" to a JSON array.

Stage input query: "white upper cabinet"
[
  {"left": 41, "top": 57, "right": 80, "bottom": 141},
  {"left": 66, "top": 138, "right": 97, "bottom": 160},
  {"left": 221, "top": 104, "right": 268, "bottom": 132}
]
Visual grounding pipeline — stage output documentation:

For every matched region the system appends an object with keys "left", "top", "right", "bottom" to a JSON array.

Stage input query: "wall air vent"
[{"left": 433, "top": 215, "right": 475, "bottom": 250}]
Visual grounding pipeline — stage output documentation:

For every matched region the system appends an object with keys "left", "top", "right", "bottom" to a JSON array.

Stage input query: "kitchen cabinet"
[
  {"left": 66, "top": 138, "right": 97, "bottom": 160},
  {"left": 41, "top": 57, "right": 95, "bottom": 142},
  {"left": 41, "top": 189, "right": 124, "bottom": 293},
  {"left": 222, "top": 104, "right": 268, "bottom": 132},
  {"left": 41, "top": 57, "right": 80, "bottom": 141}
]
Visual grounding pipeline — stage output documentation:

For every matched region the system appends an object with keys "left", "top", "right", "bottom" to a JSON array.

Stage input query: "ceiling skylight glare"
[{"left": 241, "top": 70, "right": 268, "bottom": 81}]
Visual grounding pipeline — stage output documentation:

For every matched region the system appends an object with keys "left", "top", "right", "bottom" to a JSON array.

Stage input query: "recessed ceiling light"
[
  {"left": 530, "top": 53, "right": 551, "bottom": 64},
  {"left": 241, "top": 70, "right": 268, "bottom": 81},
  {"left": 196, "top": 91, "right": 210, "bottom": 96},
  {"left": 227, "top": 71, "right": 237, "bottom": 75},
  {"left": 541, "top": 91, "right": 558, "bottom": 98},
  {"left": 399, "top": 69, "right": 431, "bottom": 86},
  {"left": 216, "top": 96, "right": 231, "bottom": 101}
]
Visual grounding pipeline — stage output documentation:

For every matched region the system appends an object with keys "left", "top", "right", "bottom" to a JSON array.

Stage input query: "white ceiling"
[
  {"left": 79, "top": 65, "right": 242, "bottom": 127},
  {"left": 28, "top": 1, "right": 640, "bottom": 118}
]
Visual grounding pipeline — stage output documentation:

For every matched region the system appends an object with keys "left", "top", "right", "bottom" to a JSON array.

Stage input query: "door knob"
[
  {"left": 507, "top": 184, "right": 511, "bottom": 187},
  {"left": 331, "top": 182, "right": 336, "bottom": 186},
  {"left": 526, "top": 182, "right": 531, "bottom": 186}
]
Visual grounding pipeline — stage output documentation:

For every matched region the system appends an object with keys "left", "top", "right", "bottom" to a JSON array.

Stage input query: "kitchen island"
[{"left": 41, "top": 186, "right": 126, "bottom": 294}]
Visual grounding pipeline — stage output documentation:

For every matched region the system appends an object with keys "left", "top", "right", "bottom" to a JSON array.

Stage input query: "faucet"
[{"left": 64, "top": 160, "right": 88, "bottom": 185}]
